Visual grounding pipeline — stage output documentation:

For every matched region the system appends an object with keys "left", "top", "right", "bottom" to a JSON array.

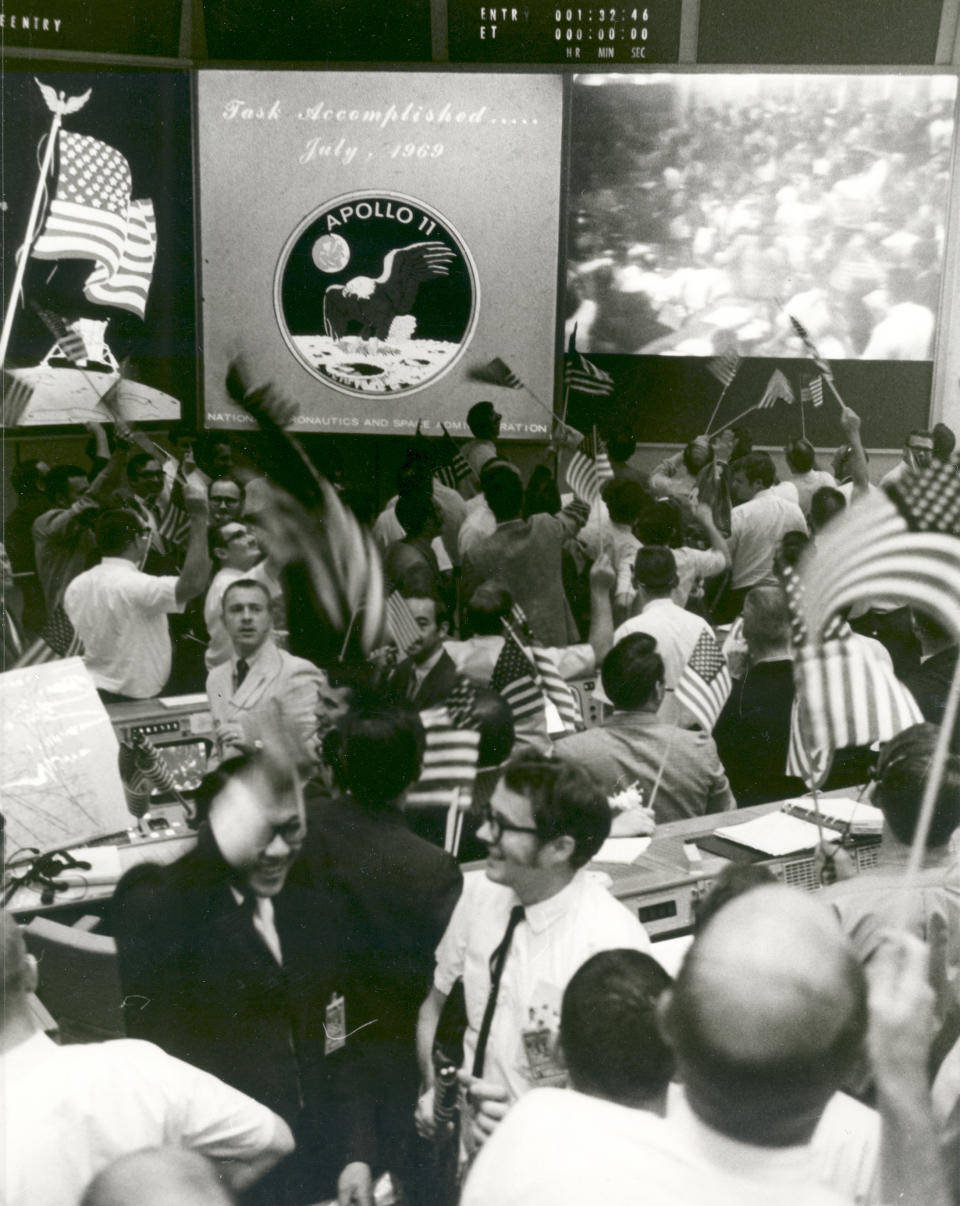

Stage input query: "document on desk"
[
  {"left": 714, "top": 812, "right": 840, "bottom": 857},
  {"left": 594, "top": 837, "right": 652, "bottom": 864}
]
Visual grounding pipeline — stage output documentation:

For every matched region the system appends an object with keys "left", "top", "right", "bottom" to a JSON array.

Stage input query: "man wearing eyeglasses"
[{"left": 414, "top": 752, "right": 651, "bottom": 1155}]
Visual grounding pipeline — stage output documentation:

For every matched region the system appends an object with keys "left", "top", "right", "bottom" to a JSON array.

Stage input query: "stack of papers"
[{"left": 713, "top": 812, "right": 840, "bottom": 857}]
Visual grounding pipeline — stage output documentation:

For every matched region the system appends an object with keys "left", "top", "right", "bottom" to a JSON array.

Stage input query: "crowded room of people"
[{"left": 3, "top": 4, "right": 960, "bottom": 1205}]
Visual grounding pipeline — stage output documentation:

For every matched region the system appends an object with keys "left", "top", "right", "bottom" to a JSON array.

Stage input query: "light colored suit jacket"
[{"left": 205, "top": 639, "right": 324, "bottom": 767}]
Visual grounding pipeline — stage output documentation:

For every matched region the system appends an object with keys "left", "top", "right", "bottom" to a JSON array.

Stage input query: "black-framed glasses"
[{"left": 479, "top": 804, "right": 539, "bottom": 842}]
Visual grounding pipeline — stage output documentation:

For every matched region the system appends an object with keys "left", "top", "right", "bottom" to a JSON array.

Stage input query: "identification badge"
[
  {"left": 324, "top": 993, "right": 347, "bottom": 1055},
  {"left": 520, "top": 989, "right": 565, "bottom": 1086}
]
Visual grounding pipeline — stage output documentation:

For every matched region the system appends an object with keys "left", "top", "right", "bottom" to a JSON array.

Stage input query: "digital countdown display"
[{"left": 448, "top": 0, "right": 681, "bottom": 63}]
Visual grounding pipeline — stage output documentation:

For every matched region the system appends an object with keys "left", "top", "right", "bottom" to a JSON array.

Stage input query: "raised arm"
[{"left": 174, "top": 476, "right": 212, "bottom": 605}]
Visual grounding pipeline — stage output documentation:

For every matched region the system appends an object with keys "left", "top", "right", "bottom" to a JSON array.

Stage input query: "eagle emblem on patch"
[{"left": 274, "top": 192, "right": 479, "bottom": 397}]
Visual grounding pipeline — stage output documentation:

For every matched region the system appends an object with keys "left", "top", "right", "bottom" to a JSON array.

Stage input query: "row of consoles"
[{"left": 8, "top": 693, "right": 882, "bottom": 938}]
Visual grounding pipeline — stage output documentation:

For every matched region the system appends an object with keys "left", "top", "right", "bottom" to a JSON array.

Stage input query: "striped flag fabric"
[
  {"left": 386, "top": 590, "right": 421, "bottom": 656},
  {"left": 675, "top": 629, "right": 731, "bottom": 733},
  {"left": 33, "top": 304, "right": 88, "bottom": 362},
  {"left": 437, "top": 425, "right": 473, "bottom": 487},
  {"left": 1, "top": 371, "right": 34, "bottom": 428},
  {"left": 491, "top": 634, "right": 546, "bottom": 728},
  {"left": 788, "top": 313, "right": 834, "bottom": 379},
  {"left": 782, "top": 566, "right": 923, "bottom": 788},
  {"left": 565, "top": 434, "right": 614, "bottom": 506},
  {"left": 706, "top": 349, "right": 742, "bottom": 387},
  {"left": 564, "top": 353, "right": 614, "bottom": 397},
  {"left": 14, "top": 604, "right": 83, "bottom": 668},
  {"left": 406, "top": 697, "right": 482, "bottom": 808},
  {"left": 758, "top": 369, "right": 795, "bottom": 410},
  {"left": 31, "top": 131, "right": 156, "bottom": 320},
  {"left": 527, "top": 644, "right": 582, "bottom": 732},
  {"left": 800, "top": 375, "right": 825, "bottom": 408},
  {"left": 83, "top": 198, "right": 156, "bottom": 319},
  {"left": 799, "top": 460, "right": 960, "bottom": 644},
  {"left": 467, "top": 358, "right": 523, "bottom": 389}
]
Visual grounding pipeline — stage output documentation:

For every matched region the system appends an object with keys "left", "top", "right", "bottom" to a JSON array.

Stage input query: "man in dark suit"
[
  {"left": 301, "top": 703, "right": 463, "bottom": 1204},
  {"left": 905, "top": 609, "right": 959, "bottom": 728},
  {"left": 387, "top": 590, "right": 462, "bottom": 709},
  {"left": 111, "top": 749, "right": 372, "bottom": 1204}
]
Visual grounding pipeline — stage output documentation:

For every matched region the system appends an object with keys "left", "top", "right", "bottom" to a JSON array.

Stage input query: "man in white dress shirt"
[
  {"left": 414, "top": 752, "right": 650, "bottom": 1153},
  {"left": 2, "top": 909, "right": 293, "bottom": 1206},
  {"left": 64, "top": 478, "right": 210, "bottom": 701}
]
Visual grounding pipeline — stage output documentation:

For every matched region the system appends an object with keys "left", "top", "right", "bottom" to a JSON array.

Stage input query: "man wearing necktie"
[
  {"left": 111, "top": 745, "right": 373, "bottom": 1204},
  {"left": 414, "top": 752, "right": 652, "bottom": 1156},
  {"left": 205, "top": 578, "right": 325, "bottom": 770}
]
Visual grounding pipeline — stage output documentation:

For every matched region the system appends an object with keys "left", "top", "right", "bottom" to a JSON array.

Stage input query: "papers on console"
[
  {"left": 713, "top": 811, "right": 841, "bottom": 857},
  {"left": 594, "top": 837, "right": 652, "bottom": 864}
]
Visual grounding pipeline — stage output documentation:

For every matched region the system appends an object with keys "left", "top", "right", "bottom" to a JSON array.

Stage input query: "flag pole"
[
  {"left": 712, "top": 400, "right": 764, "bottom": 437},
  {"left": 0, "top": 98, "right": 64, "bottom": 368},
  {"left": 647, "top": 725, "right": 679, "bottom": 816},
  {"left": 900, "top": 656, "right": 960, "bottom": 901},
  {"left": 800, "top": 389, "right": 807, "bottom": 441},
  {"left": 704, "top": 380, "right": 733, "bottom": 437}
]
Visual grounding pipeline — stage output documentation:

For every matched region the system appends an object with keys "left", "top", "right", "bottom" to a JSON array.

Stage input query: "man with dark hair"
[
  {"left": 649, "top": 436, "right": 712, "bottom": 505},
  {"left": 123, "top": 453, "right": 174, "bottom": 571},
  {"left": 905, "top": 610, "right": 960, "bottom": 726},
  {"left": 206, "top": 578, "right": 324, "bottom": 768},
  {"left": 609, "top": 547, "right": 716, "bottom": 724},
  {"left": 300, "top": 704, "right": 463, "bottom": 1204},
  {"left": 2, "top": 910, "right": 294, "bottom": 1206},
  {"left": 32, "top": 447, "right": 128, "bottom": 610},
  {"left": 415, "top": 752, "right": 650, "bottom": 1153},
  {"left": 384, "top": 492, "right": 445, "bottom": 597},
  {"left": 783, "top": 438, "right": 837, "bottom": 516},
  {"left": 714, "top": 584, "right": 805, "bottom": 806},
  {"left": 208, "top": 476, "right": 245, "bottom": 527},
  {"left": 605, "top": 431, "right": 647, "bottom": 485},
  {"left": 461, "top": 950, "right": 674, "bottom": 1206},
  {"left": 932, "top": 421, "right": 956, "bottom": 465},
  {"left": 458, "top": 458, "right": 518, "bottom": 560},
  {"left": 203, "top": 521, "right": 280, "bottom": 670},
  {"left": 555, "top": 633, "right": 734, "bottom": 821},
  {"left": 462, "top": 466, "right": 589, "bottom": 646},
  {"left": 717, "top": 451, "right": 806, "bottom": 621},
  {"left": 809, "top": 485, "right": 847, "bottom": 534},
  {"left": 387, "top": 589, "right": 462, "bottom": 709},
  {"left": 463, "top": 401, "right": 502, "bottom": 478},
  {"left": 881, "top": 428, "right": 935, "bottom": 490},
  {"left": 373, "top": 453, "right": 466, "bottom": 569},
  {"left": 821, "top": 723, "right": 960, "bottom": 1074},
  {"left": 64, "top": 477, "right": 210, "bottom": 701},
  {"left": 111, "top": 749, "right": 369, "bottom": 1204}
]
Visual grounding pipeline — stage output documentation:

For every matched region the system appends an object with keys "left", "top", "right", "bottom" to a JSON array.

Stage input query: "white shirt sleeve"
[
  {"left": 433, "top": 871, "right": 480, "bottom": 995},
  {"left": 128, "top": 573, "right": 184, "bottom": 615},
  {"left": 142, "top": 1042, "right": 282, "bottom": 1160}
]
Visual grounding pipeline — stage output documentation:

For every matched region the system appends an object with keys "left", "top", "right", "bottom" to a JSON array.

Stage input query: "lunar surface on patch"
[
  {"left": 7, "top": 365, "right": 181, "bottom": 424},
  {"left": 292, "top": 334, "right": 460, "bottom": 394}
]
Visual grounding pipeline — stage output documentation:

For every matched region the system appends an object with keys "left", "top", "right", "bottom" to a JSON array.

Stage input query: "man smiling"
[
  {"left": 414, "top": 752, "right": 651, "bottom": 1154},
  {"left": 111, "top": 749, "right": 371, "bottom": 1200}
]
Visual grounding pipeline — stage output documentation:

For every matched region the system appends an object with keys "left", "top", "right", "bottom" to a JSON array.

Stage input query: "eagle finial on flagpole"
[{"left": 35, "top": 79, "right": 91, "bottom": 116}]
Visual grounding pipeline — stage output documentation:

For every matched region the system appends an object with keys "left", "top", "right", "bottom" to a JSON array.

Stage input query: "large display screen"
[
  {"left": 567, "top": 73, "right": 956, "bottom": 362},
  {"left": 197, "top": 71, "right": 563, "bottom": 438}
]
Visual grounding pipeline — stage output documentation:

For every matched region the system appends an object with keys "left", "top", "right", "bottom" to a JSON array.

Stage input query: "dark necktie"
[
  {"left": 472, "top": 904, "right": 525, "bottom": 1077},
  {"left": 235, "top": 658, "right": 250, "bottom": 689}
]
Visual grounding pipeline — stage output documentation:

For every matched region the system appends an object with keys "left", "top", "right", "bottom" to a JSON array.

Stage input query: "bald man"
[{"left": 1, "top": 910, "right": 291, "bottom": 1206}]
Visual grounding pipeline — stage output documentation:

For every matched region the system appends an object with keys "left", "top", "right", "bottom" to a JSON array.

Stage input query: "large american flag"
[
  {"left": 32, "top": 131, "right": 156, "bottom": 319},
  {"left": 565, "top": 433, "right": 614, "bottom": 506},
  {"left": 564, "top": 352, "right": 614, "bottom": 397},
  {"left": 675, "top": 629, "right": 731, "bottom": 733},
  {"left": 799, "top": 460, "right": 960, "bottom": 644},
  {"left": 782, "top": 566, "right": 923, "bottom": 788}
]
